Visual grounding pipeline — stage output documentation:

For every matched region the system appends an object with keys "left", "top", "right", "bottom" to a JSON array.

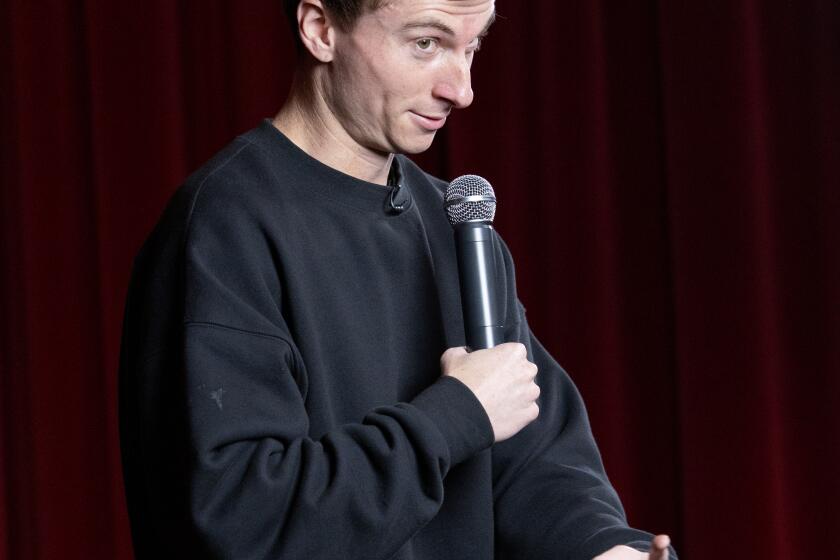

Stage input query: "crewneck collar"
[{"left": 246, "top": 119, "right": 414, "bottom": 216}]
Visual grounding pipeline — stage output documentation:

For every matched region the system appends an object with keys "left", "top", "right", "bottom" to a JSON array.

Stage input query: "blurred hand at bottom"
[{"left": 592, "top": 534, "right": 671, "bottom": 560}]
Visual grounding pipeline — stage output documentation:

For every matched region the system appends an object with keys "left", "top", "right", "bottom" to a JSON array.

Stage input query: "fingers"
[
  {"left": 648, "top": 534, "right": 670, "bottom": 560},
  {"left": 440, "top": 341, "right": 539, "bottom": 442}
]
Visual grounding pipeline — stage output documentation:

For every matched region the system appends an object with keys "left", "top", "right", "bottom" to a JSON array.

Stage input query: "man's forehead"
[
  {"left": 377, "top": 0, "right": 496, "bottom": 35},
  {"left": 379, "top": 0, "right": 495, "bottom": 22}
]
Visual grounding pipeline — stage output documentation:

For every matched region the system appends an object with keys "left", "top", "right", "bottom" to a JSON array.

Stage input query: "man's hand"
[
  {"left": 440, "top": 343, "right": 540, "bottom": 442},
  {"left": 593, "top": 534, "right": 671, "bottom": 560}
]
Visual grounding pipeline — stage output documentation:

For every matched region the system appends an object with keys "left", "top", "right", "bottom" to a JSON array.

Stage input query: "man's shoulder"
[
  {"left": 135, "top": 125, "right": 293, "bottom": 263},
  {"left": 167, "top": 125, "right": 302, "bottom": 227},
  {"left": 183, "top": 129, "right": 288, "bottom": 214}
]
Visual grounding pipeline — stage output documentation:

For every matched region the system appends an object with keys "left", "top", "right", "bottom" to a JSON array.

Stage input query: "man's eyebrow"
[
  {"left": 400, "top": 11, "right": 496, "bottom": 39},
  {"left": 400, "top": 18, "right": 456, "bottom": 36}
]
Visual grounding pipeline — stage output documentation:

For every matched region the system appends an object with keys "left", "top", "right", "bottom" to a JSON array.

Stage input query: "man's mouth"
[{"left": 410, "top": 111, "right": 448, "bottom": 131}]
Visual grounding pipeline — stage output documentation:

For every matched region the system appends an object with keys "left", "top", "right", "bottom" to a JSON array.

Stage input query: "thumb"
[
  {"left": 648, "top": 534, "right": 670, "bottom": 560},
  {"left": 441, "top": 346, "right": 469, "bottom": 368}
]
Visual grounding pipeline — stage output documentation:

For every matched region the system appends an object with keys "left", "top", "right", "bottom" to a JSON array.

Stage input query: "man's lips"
[{"left": 410, "top": 111, "right": 448, "bottom": 131}]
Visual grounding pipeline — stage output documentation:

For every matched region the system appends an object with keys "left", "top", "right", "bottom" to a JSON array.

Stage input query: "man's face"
[{"left": 325, "top": 0, "right": 495, "bottom": 155}]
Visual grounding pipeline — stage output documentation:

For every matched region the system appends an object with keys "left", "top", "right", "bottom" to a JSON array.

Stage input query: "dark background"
[{"left": 2, "top": 1, "right": 838, "bottom": 558}]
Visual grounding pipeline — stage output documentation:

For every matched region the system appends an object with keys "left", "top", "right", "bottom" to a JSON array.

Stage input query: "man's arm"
[
  {"left": 179, "top": 321, "right": 493, "bottom": 558},
  {"left": 489, "top": 238, "right": 678, "bottom": 560}
]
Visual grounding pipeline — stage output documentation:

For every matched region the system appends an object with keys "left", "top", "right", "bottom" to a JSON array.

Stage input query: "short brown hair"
[{"left": 283, "top": 0, "right": 386, "bottom": 39}]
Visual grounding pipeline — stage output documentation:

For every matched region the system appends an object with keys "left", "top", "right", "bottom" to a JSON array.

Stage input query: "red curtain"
[{"left": 1, "top": 2, "right": 837, "bottom": 558}]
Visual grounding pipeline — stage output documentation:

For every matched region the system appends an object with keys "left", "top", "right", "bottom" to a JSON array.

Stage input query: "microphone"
[{"left": 445, "top": 175, "right": 503, "bottom": 350}]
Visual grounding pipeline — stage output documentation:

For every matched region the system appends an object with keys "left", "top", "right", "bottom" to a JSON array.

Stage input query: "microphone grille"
[{"left": 444, "top": 174, "right": 496, "bottom": 226}]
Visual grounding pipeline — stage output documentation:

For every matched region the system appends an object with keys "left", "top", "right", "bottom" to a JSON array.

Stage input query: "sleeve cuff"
[
  {"left": 410, "top": 375, "right": 495, "bottom": 466},
  {"left": 577, "top": 533, "right": 679, "bottom": 560},
  {"left": 626, "top": 539, "right": 679, "bottom": 559}
]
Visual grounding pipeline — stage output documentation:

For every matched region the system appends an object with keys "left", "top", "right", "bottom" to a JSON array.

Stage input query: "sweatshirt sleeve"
[
  {"left": 490, "top": 240, "right": 678, "bottom": 560},
  {"left": 182, "top": 324, "right": 492, "bottom": 559},
  {"left": 172, "top": 177, "right": 494, "bottom": 559}
]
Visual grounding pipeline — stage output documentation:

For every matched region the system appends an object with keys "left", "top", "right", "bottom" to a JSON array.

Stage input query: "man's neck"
[{"left": 272, "top": 76, "right": 393, "bottom": 186}]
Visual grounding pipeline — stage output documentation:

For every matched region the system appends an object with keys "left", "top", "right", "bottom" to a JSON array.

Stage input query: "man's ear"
[{"left": 296, "top": 0, "right": 337, "bottom": 62}]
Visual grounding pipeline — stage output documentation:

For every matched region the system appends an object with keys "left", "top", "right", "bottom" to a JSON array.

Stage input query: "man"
[{"left": 119, "top": 0, "right": 676, "bottom": 558}]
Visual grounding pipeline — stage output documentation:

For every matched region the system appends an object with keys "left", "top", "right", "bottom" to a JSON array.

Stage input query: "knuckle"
[{"left": 521, "top": 362, "right": 537, "bottom": 380}]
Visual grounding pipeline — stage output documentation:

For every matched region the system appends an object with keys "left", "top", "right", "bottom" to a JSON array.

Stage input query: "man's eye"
[{"left": 416, "top": 38, "right": 437, "bottom": 52}]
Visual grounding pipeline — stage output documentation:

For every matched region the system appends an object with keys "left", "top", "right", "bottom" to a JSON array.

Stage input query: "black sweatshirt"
[{"left": 119, "top": 120, "right": 674, "bottom": 559}]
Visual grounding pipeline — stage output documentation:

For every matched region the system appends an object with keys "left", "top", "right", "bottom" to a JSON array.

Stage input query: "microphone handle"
[{"left": 454, "top": 222, "right": 504, "bottom": 351}]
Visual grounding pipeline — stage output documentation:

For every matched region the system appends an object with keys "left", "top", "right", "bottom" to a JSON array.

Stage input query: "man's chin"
[{"left": 394, "top": 132, "right": 438, "bottom": 155}]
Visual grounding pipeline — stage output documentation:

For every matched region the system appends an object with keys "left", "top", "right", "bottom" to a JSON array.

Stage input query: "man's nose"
[{"left": 432, "top": 56, "right": 474, "bottom": 110}]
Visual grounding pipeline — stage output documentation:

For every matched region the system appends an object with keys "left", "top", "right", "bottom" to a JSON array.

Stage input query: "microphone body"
[
  {"left": 445, "top": 174, "right": 503, "bottom": 351},
  {"left": 454, "top": 222, "right": 504, "bottom": 350}
]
